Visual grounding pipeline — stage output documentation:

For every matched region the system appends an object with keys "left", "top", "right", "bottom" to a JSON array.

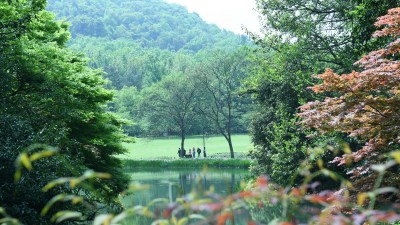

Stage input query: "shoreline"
[{"left": 122, "top": 158, "right": 252, "bottom": 169}]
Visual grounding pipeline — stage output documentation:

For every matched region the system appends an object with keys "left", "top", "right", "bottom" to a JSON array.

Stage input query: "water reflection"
[
  {"left": 120, "top": 168, "right": 289, "bottom": 225},
  {"left": 122, "top": 168, "right": 248, "bottom": 207}
]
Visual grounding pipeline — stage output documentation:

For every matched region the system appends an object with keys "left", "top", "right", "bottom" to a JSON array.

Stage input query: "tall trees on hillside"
[
  {"left": 68, "top": 37, "right": 175, "bottom": 90},
  {"left": 47, "top": 0, "right": 247, "bottom": 53},
  {"left": 0, "top": 1, "right": 128, "bottom": 223},
  {"left": 195, "top": 50, "right": 251, "bottom": 158},
  {"left": 114, "top": 86, "right": 143, "bottom": 136}
]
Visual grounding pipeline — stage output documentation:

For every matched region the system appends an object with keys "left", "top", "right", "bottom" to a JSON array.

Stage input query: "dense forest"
[
  {"left": 46, "top": 0, "right": 249, "bottom": 89},
  {"left": 47, "top": 0, "right": 248, "bottom": 52},
  {"left": 1, "top": 0, "right": 400, "bottom": 224}
]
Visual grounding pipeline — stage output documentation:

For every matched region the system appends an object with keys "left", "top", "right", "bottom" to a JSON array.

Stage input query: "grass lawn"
[{"left": 120, "top": 134, "right": 252, "bottom": 160}]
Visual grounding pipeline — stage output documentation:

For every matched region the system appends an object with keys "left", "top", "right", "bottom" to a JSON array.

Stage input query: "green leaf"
[
  {"left": 41, "top": 194, "right": 65, "bottom": 216},
  {"left": 0, "top": 218, "right": 21, "bottom": 225},
  {"left": 189, "top": 214, "right": 206, "bottom": 220},
  {"left": 93, "top": 214, "right": 113, "bottom": 225},
  {"left": 391, "top": 151, "right": 400, "bottom": 164},
  {"left": 69, "top": 178, "right": 80, "bottom": 189},
  {"left": 42, "top": 177, "right": 71, "bottom": 192},
  {"left": 147, "top": 198, "right": 169, "bottom": 207},
  {"left": 177, "top": 217, "right": 189, "bottom": 225},
  {"left": 110, "top": 212, "right": 129, "bottom": 224},
  {"left": 41, "top": 194, "right": 83, "bottom": 216},
  {"left": 29, "top": 149, "right": 58, "bottom": 161},
  {"left": 93, "top": 172, "right": 112, "bottom": 179},
  {"left": 128, "top": 182, "right": 150, "bottom": 191},
  {"left": 50, "top": 211, "right": 82, "bottom": 223},
  {"left": 19, "top": 153, "right": 32, "bottom": 170},
  {"left": 151, "top": 219, "right": 169, "bottom": 225},
  {"left": 14, "top": 170, "right": 22, "bottom": 183}
]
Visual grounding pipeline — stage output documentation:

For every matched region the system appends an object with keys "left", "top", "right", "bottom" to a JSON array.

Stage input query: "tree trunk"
[
  {"left": 227, "top": 136, "right": 234, "bottom": 158},
  {"left": 180, "top": 130, "right": 185, "bottom": 157}
]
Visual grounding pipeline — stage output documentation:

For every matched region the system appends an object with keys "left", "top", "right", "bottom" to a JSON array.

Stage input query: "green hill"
[
  {"left": 46, "top": 0, "right": 249, "bottom": 89},
  {"left": 47, "top": 0, "right": 248, "bottom": 52}
]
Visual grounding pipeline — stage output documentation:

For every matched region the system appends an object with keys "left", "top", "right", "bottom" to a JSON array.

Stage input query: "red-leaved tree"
[{"left": 299, "top": 8, "right": 400, "bottom": 178}]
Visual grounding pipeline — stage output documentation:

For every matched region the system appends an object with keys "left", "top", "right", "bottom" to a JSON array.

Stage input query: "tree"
[
  {"left": 0, "top": 1, "right": 128, "bottom": 223},
  {"left": 299, "top": 8, "right": 400, "bottom": 178},
  {"left": 249, "top": 110, "right": 309, "bottom": 185},
  {"left": 254, "top": 0, "right": 399, "bottom": 73},
  {"left": 244, "top": 45, "right": 315, "bottom": 184},
  {"left": 195, "top": 50, "right": 250, "bottom": 158},
  {"left": 139, "top": 73, "right": 198, "bottom": 155},
  {"left": 114, "top": 86, "right": 143, "bottom": 136},
  {"left": 247, "top": 0, "right": 399, "bottom": 181}
]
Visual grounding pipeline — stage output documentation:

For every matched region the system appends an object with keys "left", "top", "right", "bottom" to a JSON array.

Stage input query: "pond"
[
  {"left": 120, "top": 168, "right": 289, "bottom": 224},
  {"left": 122, "top": 168, "right": 250, "bottom": 207}
]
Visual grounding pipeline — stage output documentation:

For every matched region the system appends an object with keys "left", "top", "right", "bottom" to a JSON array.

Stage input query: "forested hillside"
[
  {"left": 46, "top": 0, "right": 249, "bottom": 90},
  {"left": 47, "top": 0, "right": 247, "bottom": 52}
]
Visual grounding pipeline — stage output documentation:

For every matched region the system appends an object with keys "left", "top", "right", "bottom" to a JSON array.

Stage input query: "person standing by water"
[
  {"left": 197, "top": 147, "right": 201, "bottom": 158},
  {"left": 188, "top": 148, "right": 192, "bottom": 158},
  {"left": 192, "top": 147, "right": 196, "bottom": 158},
  {"left": 178, "top": 148, "right": 181, "bottom": 158},
  {"left": 203, "top": 147, "right": 206, "bottom": 158}
]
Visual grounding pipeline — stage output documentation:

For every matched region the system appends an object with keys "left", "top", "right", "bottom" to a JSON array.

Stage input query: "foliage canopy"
[{"left": 0, "top": 0, "right": 128, "bottom": 223}]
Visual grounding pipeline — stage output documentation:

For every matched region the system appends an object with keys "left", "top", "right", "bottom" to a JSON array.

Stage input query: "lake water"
[
  {"left": 122, "top": 168, "right": 249, "bottom": 207},
  {"left": 120, "top": 168, "right": 290, "bottom": 224}
]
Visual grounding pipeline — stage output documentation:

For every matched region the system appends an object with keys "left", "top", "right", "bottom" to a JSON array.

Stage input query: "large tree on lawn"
[
  {"left": 139, "top": 73, "right": 198, "bottom": 156},
  {"left": 195, "top": 50, "right": 250, "bottom": 158}
]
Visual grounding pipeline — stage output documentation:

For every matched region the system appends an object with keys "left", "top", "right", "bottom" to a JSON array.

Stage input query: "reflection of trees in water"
[
  {"left": 230, "top": 173, "right": 235, "bottom": 194},
  {"left": 177, "top": 172, "right": 237, "bottom": 197},
  {"left": 178, "top": 172, "right": 205, "bottom": 195},
  {"left": 124, "top": 169, "right": 248, "bottom": 214}
]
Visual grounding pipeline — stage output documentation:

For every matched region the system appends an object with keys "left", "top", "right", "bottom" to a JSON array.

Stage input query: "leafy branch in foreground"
[
  {"left": 14, "top": 144, "right": 58, "bottom": 182},
  {"left": 0, "top": 207, "right": 22, "bottom": 225},
  {"left": 3, "top": 146, "right": 400, "bottom": 224}
]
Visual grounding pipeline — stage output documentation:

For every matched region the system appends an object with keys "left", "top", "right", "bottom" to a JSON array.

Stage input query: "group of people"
[{"left": 178, "top": 147, "right": 206, "bottom": 158}]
